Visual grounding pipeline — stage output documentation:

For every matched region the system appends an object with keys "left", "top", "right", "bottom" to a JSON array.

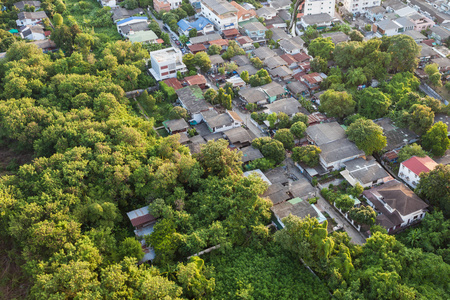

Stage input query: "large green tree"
[
  {"left": 292, "top": 145, "right": 321, "bottom": 167},
  {"left": 346, "top": 119, "right": 387, "bottom": 155},
  {"left": 357, "top": 87, "right": 391, "bottom": 119},
  {"left": 386, "top": 35, "right": 420, "bottom": 72},
  {"left": 416, "top": 165, "right": 450, "bottom": 218},
  {"left": 422, "top": 121, "right": 450, "bottom": 157},
  {"left": 308, "top": 37, "right": 335, "bottom": 61},
  {"left": 319, "top": 89, "right": 356, "bottom": 119}
]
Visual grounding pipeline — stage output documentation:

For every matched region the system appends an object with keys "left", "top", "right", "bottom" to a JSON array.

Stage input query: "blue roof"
[
  {"left": 177, "top": 19, "right": 191, "bottom": 31},
  {"left": 190, "top": 16, "right": 213, "bottom": 31},
  {"left": 117, "top": 16, "right": 148, "bottom": 26},
  {"left": 193, "top": 2, "right": 201, "bottom": 9}
]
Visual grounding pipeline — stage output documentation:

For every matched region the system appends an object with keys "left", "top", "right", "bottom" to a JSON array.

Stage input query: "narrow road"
[
  {"left": 231, "top": 103, "right": 265, "bottom": 138},
  {"left": 147, "top": 9, "right": 179, "bottom": 49}
]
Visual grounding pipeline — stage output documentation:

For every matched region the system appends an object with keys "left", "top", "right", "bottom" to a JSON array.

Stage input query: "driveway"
[{"left": 231, "top": 104, "right": 265, "bottom": 138}]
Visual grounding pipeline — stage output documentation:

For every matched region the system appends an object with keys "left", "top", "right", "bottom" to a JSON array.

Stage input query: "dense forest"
[{"left": 0, "top": 0, "right": 449, "bottom": 299}]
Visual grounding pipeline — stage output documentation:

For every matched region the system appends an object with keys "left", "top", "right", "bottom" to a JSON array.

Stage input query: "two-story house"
[
  {"left": 399, "top": 155, "right": 438, "bottom": 189},
  {"left": 343, "top": 0, "right": 381, "bottom": 14},
  {"left": 200, "top": 0, "right": 238, "bottom": 33},
  {"left": 16, "top": 11, "right": 47, "bottom": 26},
  {"left": 304, "top": 0, "right": 335, "bottom": 17},
  {"left": 153, "top": 0, "right": 181, "bottom": 12},
  {"left": 177, "top": 16, "right": 214, "bottom": 36},
  {"left": 409, "top": 13, "right": 435, "bottom": 31},
  {"left": 240, "top": 21, "right": 267, "bottom": 42},
  {"left": 149, "top": 47, "right": 187, "bottom": 81},
  {"left": 176, "top": 85, "right": 212, "bottom": 124},
  {"left": 230, "top": 1, "right": 256, "bottom": 22}
]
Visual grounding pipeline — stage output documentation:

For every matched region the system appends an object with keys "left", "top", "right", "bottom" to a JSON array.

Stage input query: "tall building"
[
  {"left": 343, "top": 0, "right": 381, "bottom": 14},
  {"left": 304, "top": 0, "right": 336, "bottom": 17},
  {"left": 149, "top": 47, "right": 187, "bottom": 81},
  {"left": 200, "top": 0, "right": 238, "bottom": 32}
]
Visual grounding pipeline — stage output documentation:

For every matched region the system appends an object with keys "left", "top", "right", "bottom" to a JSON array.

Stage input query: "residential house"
[
  {"left": 303, "top": 0, "right": 335, "bottom": 17},
  {"left": 270, "top": 27, "right": 290, "bottom": 42},
  {"left": 177, "top": 16, "right": 214, "bottom": 36},
  {"left": 306, "top": 122, "right": 364, "bottom": 171},
  {"left": 127, "top": 206, "right": 157, "bottom": 261},
  {"left": 19, "top": 25, "right": 45, "bottom": 40},
  {"left": 265, "top": 15, "right": 288, "bottom": 28},
  {"left": 255, "top": 7, "right": 277, "bottom": 20},
  {"left": 409, "top": 13, "right": 435, "bottom": 31},
  {"left": 164, "top": 77, "right": 184, "bottom": 90},
  {"left": 14, "top": 1, "right": 41, "bottom": 11},
  {"left": 128, "top": 30, "right": 159, "bottom": 44},
  {"left": 279, "top": 36, "right": 305, "bottom": 55},
  {"left": 16, "top": 11, "right": 47, "bottom": 26},
  {"left": 227, "top": 75, "right": 246, "bottom": 87},
  {"left": 240, "top": 146, "right": 264, "bottom": 163},
  {"left": 271, "top": 198, "right": 326, "bottom": 228},
  {"left": 395, "top": 17, "right": 415, "bottom": 33},
  {"left": 365, "top": 6, "right": 386, "bottom": 22},
  {"left": 280, "top": 53, "right": 299, "bottom": 69},
  {"left": 321, "top": 31, "right": 349, "bottom": 45},
  {"left": 208, "top": 38, "right": 229, "bottom": 51},
  {"left": 240, "top": 21, "right": 267, "bottom": 42},
  {"left": 236, "top": 35, "right": 254, "bottom": 50},
  {"left": 278, "top": 9, "right": 291, "bottom": 22},
  {"left": 184, "top": 74, "right": 208, "bottom": 89},
  {"left": 163, "top": 118, "right": 190, "bottom": 134},
  {"left": 375, "top": 118, "right": 419, "bottom": 152},
  {"left": 402, "top": 30, "right": 428, "bottom": 43},
  {"left": 260, "top": 81, "right": 287, "bottom": 103},
  {"left": 418, "top": 44, "right": 439, "bottom": 61},
  {"left": 210, "top": 54, "right": 225, "bottom": 71},
  {"left": 270, "top": 0, "right": 292, "bottom": 11},
  {"left": 200, "top": 0, "right": 238, "bottom": 32},
  {"left": 265, "top": 56, "right": 288, "bottom": 69},
  {"left": 111, "top": 7, "right": 144, "bottom": 23},
  {"left": 224, "top": 127, "right": 253, "bottom": 148},
  {"left": 188, "top": 43, "right": 207, "bottom": 54},
  {"left": 232, "top": 55, "right": 251, "bottom": 66},
  {"left": 374, "top": 19, "right": 402, "bottom": 36},
  {"left": 269, "top": 65, "right": 293, "bottom": 80},
  {"left": 239, "top": 87, "right": 268, "bottom": 105},
  {"left": 399, "top": 156, "right": 438, "bottom": 188},
  {"left": 31, "top": 39, "right": 57, "bottom": 53},
  {"left": 98, "top": 0, "right": 118, "bottom": 8},
  {"left": 253, "top": 46, "right": 277, "bottom": 61},
  {"left": 230, "top": 1, "right": 257, "bottom": 22},
  {"left": 429, "top": 26, "right": 450, "bottom": 44},
  {"left": 431, "top": 57, "right": 450, "bottom": 73},
  {"left": 265, "top": 97, "right": 301, "bottom": 117},
  {"left": 300, "top": 72, "right": 325, "bottom": 91},
  {"left": 222, "top": 28, "right": 240, "bottom": 39},
  {"left": 189, "top": 33, "right": 222, "bottom": 45},
  {"left": 153, "top": 0, "right": 181, "bottom": 12},
  {"left": 341, "top": 158, "right": 392, "bottom": 188},
  {"left": 299, "top": 13, "right": 334, "bottom": 30},
  {"left": 363, "top": 180, "right": 428, "bottom": 233},
  {"left": 237, "top": 64, "right": 259, "bottom": 76},
  {"left": 287, "top": 81, "right": 309, "bottom": 97},
  {"left": 382, "top": 0, "right": 407, "bottom": 12},
  {"left": 116, "top": 17, "right": 148, "bottom": 37},
  {"left": 343, "top": 0, "right": 381, "bottom": 14},
  {"left": 177, "top": 85, "right": 212, "bottom": 124},
  {"left": 149, "top": 47, "right": 187, "bottom": 81},
  {"left": 201, "top": 109, "right": 243, "bottom": 133}
]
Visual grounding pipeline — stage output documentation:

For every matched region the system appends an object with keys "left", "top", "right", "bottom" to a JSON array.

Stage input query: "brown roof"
[
  {"left": 228, "top": 110, "right": 243, "bottom": 123},
  {"left": 230, "top": 1, "right": 256, "bottom": 20},
  {"left": 209, "top": 39, "right": 229, "bottom": 46},
  {"left": 236, "top": 35, "right": 253, "bottom": 45},
  {"left": 280, "top": 53, "right": 297, "bottom": 65},
  {"left": 164, "top": 78, "right": 183, "bottom": 90},
  {"left": 185, "top": 74, "right": 207, "bottom": 86},
  {"left": 222, "top": 28, "right": 239, "bottom": 37},
  {"left": 292, "top": 52, "right": 310, "bottom": 62},
  {"left": 301, "top": 72, "right": 323, "bottom": 85},
  {"left": 188, "top": 44, "right": 207, "bottom": 52}
]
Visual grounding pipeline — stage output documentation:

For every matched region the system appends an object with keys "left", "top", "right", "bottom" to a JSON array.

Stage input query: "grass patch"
[{"left": 157, "top": 128, "right": 169, "bottom": 137}]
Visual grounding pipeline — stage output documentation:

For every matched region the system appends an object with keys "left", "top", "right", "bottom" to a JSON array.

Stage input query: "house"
[
  {"left": 163, "top": 118, "right": 190, "bottom": 134},
  {"left": 278, "top": 36, "right": 305, "bottom": 55},
  {"left": 240, "top": 21, "right": 267, "bottom": 42},
  {"left": 16, "top": 11, "right": 47, "bottom": 26},
  {"left": 188, "top": 43, "right": 207, "bottom": 54},
  {"left": 200, "top": 0, "right": 238, "bottom": 32},
  {"left": 208, "top": 38, "right": 229, "bottom": 50},
  {"left": 278, "top": 9, "right": 291, "bottom": 22},
  {"left": 127, "top": 206, "right": 157, "bottom": 262},
  {"left": 153, "top": 0, "right": 181, "bottom": 12},
  {"left": 402, "top": 30, "right": 428, "bottom": 43},
  {"left": 365, "top": 6, "right": 386, "bottom": 22},
  {"left": 321, "top": 31, "right": 349, "bottom": 45},
  {"left": 270, "top": 0, "right": 292, "bottom": 11},
  {"left": 210, "top": 54, "right": 225, "bottom": 70},
  {"left": 271, "top": 27, "right": 290, "bottom": 42},
  {"left": 189, "top": 33, "right": 222, "bottom": 45},
  {"left": 14, "top": 1, "right": 41, "bottom": 11},
  {"left": 418, "top": 44, "right": 439, "bottom": 61},
  {"left": 224, "top": 127, "right": 252, "bottom": 148},
  {"left": 237, "top": 64, "right": 259, "bottom": 76},
  {"left": 429, "top": 26, "right": 450, "bottom": 45},
  {"left": 111, "top": 7, "right": 144, "bottom": 23},
  {"left": 230, "top": 1, "right": 257, "bottom": 22},
  {"left": 343, "top": 0, "right": 381, "bottom": 13},
  {"left": 265, "top": 97, "right": 301, "bottom": 117},
  {"left": 128, "top": 30, "right": 159, "bottom": 44},
  {"left": 177, "top": 85, "right": 212, "bottom": 124},
  {"left": 19, "top": 25, "right": 45, "bottom": 40},
  {"left": 201, "top": 109, "right": 242, "bottom": 133},
  {"left": 226, "top": 75, "right": 246, "bottom": 87},
  {"left": 431, "top": 57, "right": 450, "bottom": 73},
  {"left": 299, "top": 13, "right": 334, "bottom": 30},
  {"left": 164, "top": 77, "right": 184, "bottom": 90},
  {"left": 375, "top": 118, "right": 419, "bottom": 152},
  {"left": 31, "top": 39, "right": 57, "bottom": 53},
  {"left": 399, "top": 156, "right": 438, "bottom": 189},
  {"left": 306, "top": 122, "right": 364, "bottom": 171},
  {"left": 232, "top": 54, "right": 251, "bottom": 66},
  {"left": 271, "top": 198, "right": 326, "bottom": 228},
  {"left": 98, "top": 0, "right": 118, "bottom": 8},
  {"left": 255, "top": 7, "right": 277, "bottom": 20},
  {"left": 303, "top": 0, "right": 335, "bottom": 17},
  {"left": 253, "top": 46, "right": 277, "bottom": 61},
  {"left": 363, "top": 180, "right": 428, "bottom": 233},
  {"left": 395, "top": 17, "right": 415, "bottom": 33},
  {"left": 300, "top": 72, "right": 324, "bottom": 91},
  {"left": 149, "top": 47, "right": 187, "bottom": 81},
  {"left": 116, "top": 17, "right": 148, "bottom": 37},
  {"left": 260, "top": 81, "right": 286, "bottom": 103},
  {"left": 240, "top": 146, "right": 264, "bottom": 163},
  {"left": 177, "top": 16, "right": 214, "bottom": 36},
  {"left": 222, "top": 28, "right": 240, "bottom": 39},
  {"left": 409, "top": 13, "right": 435, "bottom": 31},
  {"left": 265, "top": 15, "right": 288, "bottom": 29},
  {"left": 374, "top": 19, "right": 402, "bottom": 36},
  {"left": 269, "top": 65, "right": 293, "bottom": 80},
  {"left": 265, "top": 56, "right": 288, "bottom": 69},
  {"left": 184, "top": 74, "right": 208, "bottom": 89},
  {"left": 341, "top": 158, "right": 392, "bottom": 188},
  {"left": 280, "top": 54, "right": 299, "bottom": 69},
  {"left": 236, "top": 35, "right": 254, "bottom": 50},
  {"left": 287, "top": 81, "right": 309, "bottom": 97},
  {"left": 239, "top": 87, "right": 268, "bottom": 105}
]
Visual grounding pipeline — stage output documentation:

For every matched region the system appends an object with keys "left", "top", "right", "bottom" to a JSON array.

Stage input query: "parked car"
[{"left": 175, "top": 40, "right": 181, "bottom": 46}]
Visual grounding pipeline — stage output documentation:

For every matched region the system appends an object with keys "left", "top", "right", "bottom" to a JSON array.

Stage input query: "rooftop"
[
  {"left": 301, "top": 13, "right": 334, "bottom": 25},
  {"left": 320, "top": 138, "right": 364, "bottom": 165},
  {"left": 265, "top": 97, "right": 300, "bottom": 116},
  {"left": 240, "top": 146, "right": 264, "bottom": 163},
  {"left": 343, "top": 158, "right": 391, "bottom": 185},
  {"left": 224, "top": 127, "right": 252, "bottom": 145},
  {"left": 232, "top": 55, "right": 251, "bottom": 66},
  {"left": 271, "top": 197, "right": 319, "bottom": 220},
  {"left": 321, "top": 31, "right": 349, "bottom": 45},
  {"left": 244, "top": 169, "right": 271, "bottom": 185},
  {"left": 239, "top": 87, "right": 267, "bottom": 103},
  {"left": 17, "top": 11, "right": 47, "bottom": 20},
  {"left": 260, "top": 81, "right": 285, "bottom": 97},
  {"left": 190, "top": 33, "right": 222, "bottom": 44},
  {"left": 253, "top": 46, "right": 277, "bottom": 60},
  {"left": 265, "top": 56, "right": 288, "bottom": 69},
  {"left": 375, "top": 118, "right": 419, "bottom": 151},
  {"left": 127, "top": 206, "right": 157, "bottom": 228},
  {"left": 401, "top": 155, "right": 438, "bottom": 176},
  {"left": 210, "top": 54, "right": 225, "bottom": 65},
  {"left": 176, "top": 85, "right": 211, "bottom": 114},
  {"left": 201, "top": 0, "right": 238, "bottom": 16},
  {"left": 163, "top": 118, "right": 189, "bottom": 132},
  {"left": 306, "top": 121, "right": 346, "bottom": 146},
  {"left": 128, "top": 30, "right": 158, "bottom": 43}
]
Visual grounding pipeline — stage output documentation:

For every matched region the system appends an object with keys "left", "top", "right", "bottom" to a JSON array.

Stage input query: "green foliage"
[
  {"left": 196, "top": 139, "right": 243, "bottom": 178},
  {"left": 407, "top": 104, "right": 434, "bottom": 135},
  {"left": 207, "top": 44, "right": 222, "bottom": 55},
  {"left": 348, "top": 206, "right": 376, "bottom": 226},
  {"left": 310, "top": 56, "right": 328, "bottom": 73},
  {"left": 386, "top": 35, "right": 421, "bottom": 72},
  {"left": 308, "top": 37, "right": 335, "bottom": 61},
  {"left": 357, "top": 87, "right": 391, "bottom": 119},
  {"left": 274, "top": 129, "right": 295, "bottom": 150},
  {"left": 221, "top": 40, "right": 245, "bottom": 60},
  {"left": 252, "top": 137, "right": 285, "bottom": 164},
  {"left": 292, "top": 112, "right": 309, "bottom": 125},
  {"left": 194, "top": 51, "right": 211, "bottom": 72},
  {"left": 346, "top": 118, "right": 387, "bottom": 155},
  {"left": 416, "top": 165, "right": 450, "bottom": 218},
  {"left": 169, "top": 106, "right": 188, "bottom": 120},
  {"left": 246, "top": 157, "right": 276, "bottom": 171},
  {"left": 176, "top": 256, "right": 215, "bottom": 298},
  {"left": 249, "top": 68, "right": 272, "bottom": 87},
  {"left": 349, "top": 30, "right": 363, "bottom": 42},
  {"left": 189, "top": 28, "right": 198, "bottom": 38},
  {"left": 397, "top": 143, "right": 427, "bottom": 162},
  {"left": 292, "top": 145, "right": 321, "bottom": 167},
  {"left": 334, "top": 194, "right": 355, "bottom": 213},
  {"left": 250, "top": 57, "right": 263, "bottom": 69},
  {"left": 424, "top": 63, "right": 442, "bottom": 87},
  {"left": 290, "top": 121, "right": 307, "bottom": 139},
  {"left": 422, "top": 122, "right": 450, "bottom": 156},
  {"left": 319, "top": 89, "right": 356, "bottom": 118},
  {"left": 159, "top": 81, "right": 178, "bottom": 102}
]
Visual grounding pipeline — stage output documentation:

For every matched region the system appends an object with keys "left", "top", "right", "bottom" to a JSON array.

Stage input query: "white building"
[
  {"left": 149, "top": 47, "right": 187, "bottom": 81},
  {"left": 200, "top": 0, "right": 238, "bottom": 32},
  {"left": 20, "top": 25, "right": 45, "bottom": 40},
  {"left": 304, "top": 0, "right": 336, "bottom": 17},
  {"left": 201, "top": 109, "right": 243, "bottom": 133},
  {"left": 399, "top": 155, "right": 438, "bottom": 189},
  {"left": 16, "top": 11, "right": 47, "bottom": 26},
  {"left": 343, "top": 0, "right": 381, "bottom": 14}
]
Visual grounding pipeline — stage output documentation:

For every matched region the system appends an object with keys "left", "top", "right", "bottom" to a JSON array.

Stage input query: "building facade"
[
  {"left": 343, "top": 0, "right": 381, "bottom": 14},
  {"left": 200, "top": 0, "right": 238, "bottom": 32},
  {"left": 149, "top": 47, "right": 187, "bottom": 81},
  {"left": 304, "top": 0, "right": 335, "bottom": 17}
]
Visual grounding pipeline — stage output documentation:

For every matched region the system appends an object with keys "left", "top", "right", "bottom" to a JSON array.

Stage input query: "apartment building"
[
  {"left": 343, "top": 0, "right": 381, "bottom": 14},
  {"left": 153, "top": 0, "right": 181, "bottom": 12},
  {"left": 149, "top": 47, "right": 187, "bottom": 81},
  {"left": 304, "top": 0, "right": 336, "bottom": 17},
  {"left": 200, "top": 0, "right": 238, "bottom": 32}
]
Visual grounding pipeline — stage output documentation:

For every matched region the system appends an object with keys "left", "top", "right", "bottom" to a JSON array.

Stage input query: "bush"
[
  {"left": 308, "top": 197, "right": 318, "bottom": 205},
  {"left": 245, "top": 158, "right": 275, "bottom": 171},
  {"left": 159, "top": 81, "right": 177, "bottom": 102}
]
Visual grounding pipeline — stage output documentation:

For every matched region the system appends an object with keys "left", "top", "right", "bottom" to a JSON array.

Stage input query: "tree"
[
  {"left": 335, "top": 195, "right": 355, "bottom": 213},
  {"left": 169, "top": 106, "right": 188, "bottom": 120},
  {"left": 398, "top": 143, "right": 427, "bottom": 162},
  {"left": 357, "top": 87, "right": 391, "bottom": 119},
  {"left": 182, "top": 53, "right": 196, "bottom": 70},
  {"left": 424, "top": 63, "right": 442, "bottom": 87},
  {"left": 345, "top": 67, "right": 367, "bottom": 87},
  {"left": 319, "top": 90, "right": 356, "bottom": 119},
  {"left": 346, "top": 119, "right": 387, "bottom": 155},
  {"left": 207, "top": 44, "right": 221, "bottom": 55},
  {"left": 277, "top": 112, "right": 291, "bottom": 129},
  {"left": 408, "top": 104, "right": 434, "bottom": 135},
  {"left": 116, "top": 237, "right": 145, "bottom": 261},
  {"left": 387, "top": 35, "right": 420, "bottom": 72},
  {"left": 249, "top": 68, "right": 272, "bottom": 87},
  {"left": 189, "top": 28, "right": 198, "bottom": 38},
  {"left": 252, "top": 138, "right": 285, "bottom": 164},
  {"left": 416, "top": 165, "right": 450, "bottom": 218},
  {"left": 240, "top": 70, "right": 249, "bottom": 83},
  {"left": 308, "top": 37, "right": 335, "bottom": 61},
  {"left": 274, "top": 129, "right": 295, "bottom": 150},
  {"left": 250, "top": 57, "right": 263, "bottom": 69},
  {"left": 194, "top": 51, "right": 211, "bottom": 72},
  {"left": 292, "top": 113, "right": 308, "bottom": 125},
  {"left": 267, "top": 112, "right": 277, "bottom": 128},
  {"left": 290, "top": 121, "right": 307, "bottom": 139},
  {"left": 265, "top": 29, "right": 273, "bottom": 40},
  {"left": 196, "top": 139, "right": 243, "bottom": 177},
  {"left": 422, "top": 122, "right": 450, "bottom": 157},
  {"left": 310, "top": 56, "right": 328, "bottom": 73},
  {"left": 349, "top": 30, "right": 364, "bottom": 42},
  {"left": 204, "top": 88, "right": 218, "bottom": 104},
  {"left": 349, "top": 206, "right": 376, "bottom": 226},
  {"left": 292, "top": 146, "right": 321, "bottom": 167},
  {"left": 53, "top": 13, "right": 63, "bottom": 27},
  {"left": 176, "top": 257, "right": 215, "bottom": 298},
  {"left": 179, "top": 34, "right": 189, "bottom": 45}
]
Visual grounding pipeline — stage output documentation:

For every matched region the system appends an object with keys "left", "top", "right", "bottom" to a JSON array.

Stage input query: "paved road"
[
  {"left": 148, "top": 9, "right": 179, "bottom": 49},
  {"left": 231, "top": 103, "right": 265, "bottom": 138}
]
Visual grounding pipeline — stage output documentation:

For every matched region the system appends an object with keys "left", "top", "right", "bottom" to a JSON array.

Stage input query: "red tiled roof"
[
  {"left": 164, "top": 77, "right": 183, "bottom": 90},
  {"left": 156, "top": 38, "right": 164, "bottom": 44},
  {"left": 185, "top": 74, "right": 207, "bottom": 86},
  {"left": 236, "top": 35, "right": 253, "bottom": 45},
  {"left": 188, "top": 44, "right": 207, "bottom": 52},
  {"left": 209, "top": 39, "right": 229, "bottom": 46},
  {"left": 44, "top": 31, "right": 51, "bottom": 37},
  {"left": 130, "top": 214, "right": 157, "bottom": 227},
  {"left": 421, "top": 39, "right": 435, "bottom": 46},
  {"left": 292, "top": 52, "right": 310, "bottom": 62},
  {"left": 222, "top": 28, "right": 239, "bottom": 37},
  {"left": 401, "top": 155, "right": 438, "bottom": 176},
  {"left": 280, "top": 53, "right": 297, "bottom": 65},
  {"left": 302, "top": 72, "right": 322, "bottom": 84},
  {"left": 230, "top": 1, "right": 256, "bottom": 20}
]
